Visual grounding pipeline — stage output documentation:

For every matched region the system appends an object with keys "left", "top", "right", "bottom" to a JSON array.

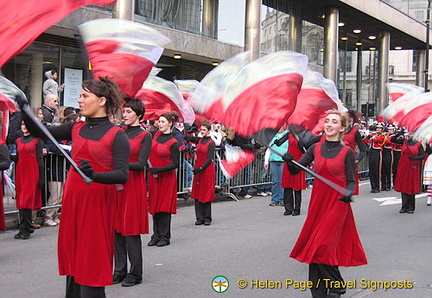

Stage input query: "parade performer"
[
  {"left": 113, "top": 98, "right": 152, "bottom": 287},
  {"left": 23, "top": 77, "right": 129, "bottom": 298},
  {"left": 13, "top": 121, "right": 44, "bottom": 239},
  {"left": 391, "top": 131, "right": 425, "bottom": 214},
  {"left": 364, "top": 123, "right": 385, "bottom": 193},
  {"left": 147, "top": 111, "right": 180, "bottom": 247},
  {"left": 381, "top": 127, "right": 393, "bottom": 191},
  {"left": 284, "top": 111, "right": 367, "bottom": 298},
  {"left": 0, "top": 138, "right": 10, "bottom": 231},
  {"left": 343, "top": 110, "right": 367, "bottom": 195},
  {"left": 187, "top": 120, "right": 216, "bottom": 225}
]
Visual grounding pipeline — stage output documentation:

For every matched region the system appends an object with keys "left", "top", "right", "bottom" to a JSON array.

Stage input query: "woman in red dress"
[
  {"left": 391, "top": 131, "right": 425, "bottom": 214},
  {"left": 284, "top": 111, "right": 367, "bottom": 298},
  {"left": 147, "top": 111, "right": 180, "bottom": 247},
  {"left": 113, "top": 98, "right": 151, "bottom": 287},
  {"left": 14, "top": 121, "right": 45, "bottom": 240},
  {"left": 189, "top": 120, "right": 216, "bottom": 226},
  {"left": 24, "top": 77, "right": 129, "bottom": 298},
  {"left": 0, "top": 139, "right": 11, "bottom": 232}
]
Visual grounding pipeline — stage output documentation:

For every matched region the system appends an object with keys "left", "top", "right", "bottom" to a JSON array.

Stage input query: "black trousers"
[
  {"left": 18, "top": 208, "right": 34, "bottom": 236},
  {"left": 283, "top": 188, "right": 302, "bottom": 213},
  {"left": 401, "top": 192, "right": 415, "bottom": 212},
  {"left": 381, "top": 149, "right": 392, "bottom": 190},
  {"left": 392, "top": 151, "right": 401, "bottom": 185},
  {"left": 369, "top": 149, "right": 381, "bottom": 191},
  {"left": 114, "top": 232, "right": 143, "bottom": 280},
  {"left": 66, "top": 276, "right": 105, "bottom": 298},
  {"left": 194, "top": 200, "right": 212, "bottom": 223},
  {"left": 309, "top": 263, "right": 345, "bottom": 298},
  {"left": 151, "top": 212, "right": 171, "bottom": 242}
]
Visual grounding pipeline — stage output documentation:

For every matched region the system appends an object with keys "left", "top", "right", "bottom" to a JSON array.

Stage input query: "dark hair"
[
  {"left": 81, "top": 77, "right": 123, "bottom": 117},
  {"left": 160, "top": 111, "right": 179, "bottom": 127},
  {"left": 123, "top": 98, "right": 145, "bottom": 120},
  {"left": 347, "top": 109, "right": 361, "bottom": 125},
  {"left": 63, "top": 106, "right": 76, "bottom": 117},
  {"left": 201, "top": 120, "right": 211, "bottom": 130},
  {"left": 63, "top": 113, "right": 80, "bottom": 123},
  {"left": 51, "top": 70, "right": 57, "bottom": 76}
]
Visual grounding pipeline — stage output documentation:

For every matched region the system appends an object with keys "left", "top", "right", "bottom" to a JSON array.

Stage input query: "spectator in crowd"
[
  {"left": 113, "top": 98, "right": 152, "bottom": 287},
  {"left": 42, "top": 69, "right": 64, "bottom": 97},
  {"left": 264, "top": 127, "right": 289, "bottom": 206},
  {"left": 42, "top": 93, "right": 59, "bottom": 124},
  {"left": 13, "top": 121, "right": 45, "bottom": 239},
  {"left": 147, "top": 111, "right": 180, "bottom": 247}
]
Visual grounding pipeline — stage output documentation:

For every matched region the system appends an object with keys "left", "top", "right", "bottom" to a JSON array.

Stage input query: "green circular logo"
[{"left": 212, "top": 275, "right": 229, "bottom": 293}]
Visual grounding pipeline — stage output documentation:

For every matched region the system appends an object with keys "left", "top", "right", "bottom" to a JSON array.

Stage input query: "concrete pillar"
[
  {"left": 112, "top": 0, "right": 134, "bottom": 21},
  {"left": 356, "top": 47, "right": 362, "bottom": 111},
  {"left": 378, "top": 31, "right": 390, "bottom": 114},
  {"left": 324, "top": 8, "right": 339, "bottom": 82},
  {"left": 288, "top": 14, "right": 302, "bottom": 53},
  {"left": 245, "top": 0, "right": 261, "bottom": 60},
  {"left": 30, "top": 53, "right": 43, "bottom": 107},
  {"left": 416, "top": 49, "right": 426, "bottom": 88},
  {"left": 202, "top": 0, "right": 218, "bottom": 38}
]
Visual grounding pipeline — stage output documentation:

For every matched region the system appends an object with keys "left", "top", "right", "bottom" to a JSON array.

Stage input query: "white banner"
[{"left": 63, "top": 68, "right": 82, "bottom": 108}]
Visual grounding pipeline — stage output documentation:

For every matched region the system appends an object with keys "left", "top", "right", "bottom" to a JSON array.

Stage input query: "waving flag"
[
  {"left": 219, "top": 144, "right": 257, "bottom": 178},
  {"left": 0, "top": 76, "right": 21, "bottom": 141},
  {"left": 0, "top": 0, "right": 116, "bottom": 68},
  {"left": 414, "top": 115, "right": 432, "bottom": 143},
  {"left": 382, "top": 85, "right": 425, "bottom": 122},
  {"left": 288, "top": 69, "right": 346, "bottom": 135},
  {"left": 387, "top": 82, "right": 424, "bottom": 102},
  {"left": 397, "top": 92, "right": 432, "bottom": 131},
  {"left": 136, "top": 75, "right": 195, "bottom": 125},
  {"left": 79, "top": 18, "right": 169, "bottom": 98},
  {"left": 175, "top": 79, "right": 208, "bottom": 126}
]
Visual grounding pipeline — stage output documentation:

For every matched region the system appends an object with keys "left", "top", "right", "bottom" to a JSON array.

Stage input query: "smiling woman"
[{"left": 24, "top": 76, "right": 130, "bottom": 298}]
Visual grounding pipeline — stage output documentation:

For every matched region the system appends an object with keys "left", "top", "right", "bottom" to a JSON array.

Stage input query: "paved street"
[{"left": 1, "top": 181, "right": 432, "bottom": 297}]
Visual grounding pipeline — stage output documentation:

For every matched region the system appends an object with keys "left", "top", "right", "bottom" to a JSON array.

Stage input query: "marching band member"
[
  {"left": 381, "top": 126, "right": 393, "bottom": 191},
  {"left": 364, "top": 123, "right": 385, "bottom": 193}
]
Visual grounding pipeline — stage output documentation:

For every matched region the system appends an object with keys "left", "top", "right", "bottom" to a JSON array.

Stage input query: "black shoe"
[
  {"left": 284, "top": 211, "right": 292, "bottom": 216},
  {"left": 156, "top": 239, "right": 170, "bottom": 247},
  {"left": 269, "top": 202, "right": 278, "bottom": 207},
  {"left": 292, "top": 211, "right": 300, "bottom": 216},
  {"left": 399, "top": 208, "right": 407, "bottom": 214},
  {"left": 14, "top": 232, "right": 23, "bottom": 239},
  {"left": 148, "top": 238, "right": 159, "bottom": 246},
  {"left": 204, "top": 220, "right": 211, "bottom": 226},
  {"left": 371, "top": 189, "right": 380, "bottom": 193},
  {"left": 112, "top": 274, "right": 126, "bottom": 284},
  {"left": 407, "top": 210, "right": 415, "bottom": 214},
  {"left": 195, "top": 220, "right": 204, "bottom": 225},
  {"left": 279, "top": 202, "right": 284, "bottom": 206},
  {"left": 121, "top": 275, "right": 142, "bottom": 287},
  {"left": 385, "top": 187, "right": 391, "bottom": 191}
]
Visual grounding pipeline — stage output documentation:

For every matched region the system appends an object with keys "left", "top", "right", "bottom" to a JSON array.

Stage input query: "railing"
[{"left": 3, "top": 148, "right": 370, "bottom": 216}]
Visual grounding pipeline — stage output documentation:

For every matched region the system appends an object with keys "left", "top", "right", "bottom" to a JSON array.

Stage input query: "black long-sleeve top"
[
  {"left": 288, "top": 140, "right": 356, "bottom": 192},
  {"left": 188, "top": 136, "right": 215, "bottom": 170},
  {"left": 24, "top": 116, "right": 129, "bottom": 184},
  {"left": 390, "top": 136, "right": 425, "bottom": 160},
  {"left": 152, "top": 132, "right": 180, "bottom": 173},
  {"left": 124, "top": 126, "right": 152, "bottom": 171},
  {"left": 0, "top": 143, "right": 11, "bottom": 171}
]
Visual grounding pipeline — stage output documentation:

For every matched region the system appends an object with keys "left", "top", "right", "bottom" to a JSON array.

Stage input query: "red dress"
[
  {"left": 0, "top": 140, "right": 7, "bottom": 231},
  {"left": 58, "top": 122, "right": 120, "bottom": 287},
  {"left": 281, "top": 135, "right": 306, "bottom": 190},
  {"left": 290, "top": 143, "right": 367, "bottom": 267},
  {"left": 115, "top": 130, "right": 150, "bottom": 236},
  {"left": 343, "top": 128, "right": 360, "bottom": 195},
  {"left": 15, "top": 137, "right": 42, "bottom": 210},
  {"left": 394, "top": 140, "right": 422, "bottom": 195},
  {"left": 191, "top": 138, "right": 215, "bottom": 203},
  {"left": 148, "top": 131, "right": 178, "bottom": 215}
]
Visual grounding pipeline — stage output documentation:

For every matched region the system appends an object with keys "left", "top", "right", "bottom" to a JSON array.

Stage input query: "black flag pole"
[{"left": 21, "top": 104, "right": 93, "bottom": 184}]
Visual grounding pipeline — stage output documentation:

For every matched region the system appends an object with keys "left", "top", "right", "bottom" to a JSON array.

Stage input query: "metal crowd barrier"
[{"left": 3, "top": 147, "right": 371, "bottom": 216}]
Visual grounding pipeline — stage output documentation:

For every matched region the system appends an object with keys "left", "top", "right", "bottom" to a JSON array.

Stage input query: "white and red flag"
[
  {"left": 386, "top": 82, "right": 424, "bottom": 102},
  {"left": 219, "top": 144, "right": 257, "bottom": 178},
  {"left": 136, "top": 75, "right": 195, "bottom": 125},
  {"left": 397, "top": 92, "right": 432, "bottom": 131},
  {"left": 0, "top": 0, "right": 116, "bottom": 68},
  {"left": 0, "top": 76, "right": 24, "bottom": 140},
  {"left": 79, "top": 18, "right": 169, "bottom": 98}
]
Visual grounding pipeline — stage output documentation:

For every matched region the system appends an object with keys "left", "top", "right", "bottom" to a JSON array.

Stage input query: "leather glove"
[
  {"left": 273, "top": 139, "right": 282, "bottom": 146},
  {"left": 193, "top": 167, "right": 203, "bottom": 175},
  {"left": 282, "top": 152, "right": 294, "bottom": 163},
  {"left": 338, "top": 191, "right": 353, "bottom": 203},
  {"left": 150, "top": 167, "right": 161, "bottom": 175},
  {"left": 79, "top": 159, "right": 94, "bottom": 179}
]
